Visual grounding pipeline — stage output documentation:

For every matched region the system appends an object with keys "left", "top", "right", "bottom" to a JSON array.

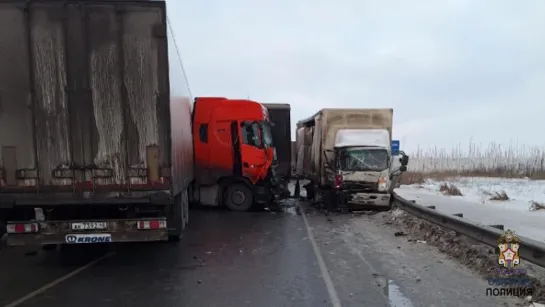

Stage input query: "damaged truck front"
[
  {"left": 0, "top": 0, "right": 193, "bottom": 250},
  {"left": 294, "top": 109, "right": 408, "bottom": 210}
]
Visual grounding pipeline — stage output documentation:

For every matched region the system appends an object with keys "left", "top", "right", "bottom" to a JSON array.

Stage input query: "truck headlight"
[{"left": 378, "top": 177, "right": 389, "bottom": 192}]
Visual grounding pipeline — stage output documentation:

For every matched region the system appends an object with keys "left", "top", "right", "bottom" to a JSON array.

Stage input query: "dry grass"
[
  {"left": 439, "top": 183, "right": 463, "bottom": 196},
  {"left": 398, "top": 172, "right": 426, "bottom": 185},
  {"left": 399, "top": 142, "right": 545, "bottom": 185},
  {"left": 529, "top": 201, "right": 545, "bottom": 211},
  {"left": 488, "top": 191, "right": 509, "bottom": 201},
  {"left": 407, "top": 141, "right": 545, "bottom": 179}
]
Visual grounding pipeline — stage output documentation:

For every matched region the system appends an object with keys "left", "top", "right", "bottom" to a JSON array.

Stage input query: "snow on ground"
[
  {"left": 417, "top": 177, "right": 545, "bottom": 208},
  {"left": 396, "top": 177, "right": 545, "bottom": 242}
]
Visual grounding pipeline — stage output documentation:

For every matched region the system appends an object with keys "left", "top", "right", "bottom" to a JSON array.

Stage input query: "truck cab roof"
[{"left": 334, "top": 129, "right": 391, "bottom": 149}]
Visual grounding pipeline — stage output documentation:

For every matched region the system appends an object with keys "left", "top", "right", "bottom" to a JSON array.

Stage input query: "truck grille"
[{"left": 341, "top": 181, "right": 377, "bottom": 192}]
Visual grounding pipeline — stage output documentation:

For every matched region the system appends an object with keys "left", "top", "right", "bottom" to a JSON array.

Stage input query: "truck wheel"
[
  {"left": 183, "top": 189, "right": 190, "bottom": 225},
  {"left": 168, "top": 193, "right": 184, "bottom": 242},
  {"left": 305, "top": 184, "right": 315, "bottom": 201},
  {"left": 325, "top": 189, "right": 337, "bottom": 212},
  {"left": 225, "top": 183, "right": 253, "bottom": 212},
  {"left": 188, "top": 183, "right": 198, "bottom": 208}
]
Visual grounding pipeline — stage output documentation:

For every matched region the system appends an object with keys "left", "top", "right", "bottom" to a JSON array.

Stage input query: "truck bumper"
[
  {"left": 254, "top": 181, "right": 291, "bottom": 206},
  {"left": 254, "top": 186, "right": 272, "bottom": 205},
  {"left": 339, "top": 192, "right": 391, "bottom": 208},
  {"left": 5, "top": 218, "right": 169, "bottom": 246}
]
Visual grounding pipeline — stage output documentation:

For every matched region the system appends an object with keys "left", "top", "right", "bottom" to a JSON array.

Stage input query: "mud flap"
[
  {"left": 304, "top": 182, "right": 315, "bottom": 200},
  {"left": 294, "top": 180, "right": 301, "bottom": 198},
  {"left": 168, "top": 193, "right": 184, "bottom": 242}
]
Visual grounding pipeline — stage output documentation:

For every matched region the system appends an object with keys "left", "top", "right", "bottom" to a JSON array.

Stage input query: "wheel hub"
[{"left": 231, "top": 190, "right": 246, "bottom": 206}]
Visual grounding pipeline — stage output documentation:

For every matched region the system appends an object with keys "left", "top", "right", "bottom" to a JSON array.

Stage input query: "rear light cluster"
[
  {"left": 334, "top": 174, "right": 343, "bottom": 189},
  {"left": 137, "top": 220, "right": 167, "bottom": 230},
  {"left": 7, "top": 223, "right": 39, "bottom": 234}
]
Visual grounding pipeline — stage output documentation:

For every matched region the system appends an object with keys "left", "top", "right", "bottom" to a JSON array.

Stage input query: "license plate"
[
  {"left": 65, "top": 233, "right": 112, "bottom": 244},
  {"left": 71, "top": 222, "right": 108, "bottom": 230}
]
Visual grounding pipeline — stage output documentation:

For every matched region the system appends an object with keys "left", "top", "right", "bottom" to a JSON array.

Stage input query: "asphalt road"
[{"left": 0, "top": 200, "right": 520, "bottom": 307}]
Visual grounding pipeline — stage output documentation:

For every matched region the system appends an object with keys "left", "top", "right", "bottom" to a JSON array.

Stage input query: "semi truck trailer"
[
  {"left": 294, "top": 108, "right": 408, "bottom": 210},
  {"left": 262, "top": 103, "right": 291, "bottom": 180},
  {"left": 0, "top": 0, "right": 193, "bottom": 248}
]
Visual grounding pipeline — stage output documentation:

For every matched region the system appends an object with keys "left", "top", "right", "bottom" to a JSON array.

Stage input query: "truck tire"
[
  {"left": 183, "top": 189, "right": 189, "bottom": 225},
  {"left": 305, "top": 183, "right": 315, "bottom": 201},
  {"left": 188, "top": 183, "right": 198, "bottom": 208},
  {"left": 324, "top": 189, "right": 337, "bottom": 212},
  {"left": 168, "top": 192, "right": 185, "bottom": 242},
  {"left": 225, "top": 183, "right": 253, "bottom": 212}
]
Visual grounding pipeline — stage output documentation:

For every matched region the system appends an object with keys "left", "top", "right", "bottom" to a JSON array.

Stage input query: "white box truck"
[{"left": 294, "top": 108, "right": 408, "bottom": 210}]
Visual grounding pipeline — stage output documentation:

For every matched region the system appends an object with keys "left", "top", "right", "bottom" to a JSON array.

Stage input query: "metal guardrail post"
[{"left": 392, "top": 192, "right": 545, "bottom": 268}]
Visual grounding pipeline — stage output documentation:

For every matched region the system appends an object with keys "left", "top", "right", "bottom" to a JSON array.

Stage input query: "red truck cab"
[{"left": 192, "top": 97, "right": 276, "bottom": 211}]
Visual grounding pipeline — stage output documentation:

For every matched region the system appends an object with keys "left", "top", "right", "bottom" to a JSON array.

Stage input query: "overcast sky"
[{"left": 166, "top": 0, "right": 545, "bottom": 152}]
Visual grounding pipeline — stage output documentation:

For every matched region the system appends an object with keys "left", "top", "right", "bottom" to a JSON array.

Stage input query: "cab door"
[{"left": 239, "top": 121, "right": 267, "bottom": 183}]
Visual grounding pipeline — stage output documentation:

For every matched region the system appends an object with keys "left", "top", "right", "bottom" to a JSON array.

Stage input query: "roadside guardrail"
[{"left": 392, "top": 192, "right": 545, "bottom": 268}]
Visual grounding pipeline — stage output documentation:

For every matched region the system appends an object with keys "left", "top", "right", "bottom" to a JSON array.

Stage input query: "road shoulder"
[{"left": 304, "top": 204, "right": 523, "bottom": 307}]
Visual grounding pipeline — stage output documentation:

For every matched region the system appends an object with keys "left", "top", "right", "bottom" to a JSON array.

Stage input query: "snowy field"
[{"left": 396, "top": 177, "right": 545, "bottom": 242}]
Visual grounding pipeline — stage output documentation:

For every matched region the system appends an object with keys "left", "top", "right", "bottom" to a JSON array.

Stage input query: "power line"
[{"left": 166, "top": 16, "right": 193, "bottom": 98}]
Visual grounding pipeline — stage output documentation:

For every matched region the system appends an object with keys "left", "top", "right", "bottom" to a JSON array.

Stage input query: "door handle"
[{"left": 243, "top": 162, "right": 249, "bottom": 168}]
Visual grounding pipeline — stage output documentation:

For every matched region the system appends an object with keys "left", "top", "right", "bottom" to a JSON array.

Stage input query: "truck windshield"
[
  {"left": 260, "top": 121, "right": 274, "bottom": 148},
  {"left": 339, "top": 148, "right": 389, "bottom": 172}
]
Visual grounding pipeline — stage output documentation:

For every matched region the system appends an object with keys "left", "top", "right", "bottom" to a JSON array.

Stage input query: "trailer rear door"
[{"left": 0, "top": 1, "right": 171, "bottom": 198}]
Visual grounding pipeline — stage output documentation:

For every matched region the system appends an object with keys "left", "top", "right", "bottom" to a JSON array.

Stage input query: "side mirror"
[{"left": 399, "top": 156, "right": 409, "bottom": 166}]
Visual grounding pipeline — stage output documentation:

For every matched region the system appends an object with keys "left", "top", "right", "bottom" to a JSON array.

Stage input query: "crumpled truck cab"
[{"left": 333, "top": 129, "right": 395, "bottom": 208}]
